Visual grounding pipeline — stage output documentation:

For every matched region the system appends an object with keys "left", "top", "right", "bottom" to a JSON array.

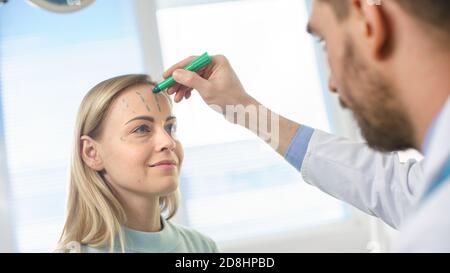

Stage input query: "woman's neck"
[{"left": 122, "top": 194, "right": 162, "bottom": 233}]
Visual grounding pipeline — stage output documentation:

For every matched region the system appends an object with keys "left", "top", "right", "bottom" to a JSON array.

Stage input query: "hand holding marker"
[{"left": 152, "top": 52, "right": 212, "bottom": 94}]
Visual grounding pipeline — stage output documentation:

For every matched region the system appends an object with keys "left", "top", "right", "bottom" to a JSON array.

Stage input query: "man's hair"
[{"left": 320, "top": 0, "right": 450, "bottom": 34}]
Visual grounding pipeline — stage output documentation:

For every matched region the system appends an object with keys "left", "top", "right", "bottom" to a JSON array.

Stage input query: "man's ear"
[
  {"left": 351, "top": 0, "right": 389, "bottom": 59},
  {"left": 80, "top": 135, "right": 104, "bottom": 171}
]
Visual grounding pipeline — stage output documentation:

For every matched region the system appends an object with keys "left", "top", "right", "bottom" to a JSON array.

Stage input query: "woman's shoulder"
[
  {"left": 166, "top": 220, "right": 219, "bottom": 253},
  {"left": 54, "top": 241, "right": 82, "bottom": 253},
  {"left": 54, "top": 241, "right": 106, "bottom": 253}
]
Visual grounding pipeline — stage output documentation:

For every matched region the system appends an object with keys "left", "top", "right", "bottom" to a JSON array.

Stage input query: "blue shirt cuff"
[{"left": 284, "top": 125, "right": 314, "bottom": 171}]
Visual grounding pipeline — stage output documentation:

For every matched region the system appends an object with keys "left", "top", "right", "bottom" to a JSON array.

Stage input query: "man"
[{"left": 162, "top": 0, "right": 450, "bottom": 252}]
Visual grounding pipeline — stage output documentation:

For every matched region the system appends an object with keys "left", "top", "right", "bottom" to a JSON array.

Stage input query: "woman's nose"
[{"left": 154, "top": 128, "right": 176, "bottom": 152}]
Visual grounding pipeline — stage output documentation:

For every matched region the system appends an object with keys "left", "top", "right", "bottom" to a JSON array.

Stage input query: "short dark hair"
[{"left": 320, "top": 0, "right": 450, "bottom": 34}]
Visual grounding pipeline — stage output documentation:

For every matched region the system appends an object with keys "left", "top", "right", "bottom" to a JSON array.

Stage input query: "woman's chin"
[{"left": 144, "top": 177, "right": 179, "bottom": 196}]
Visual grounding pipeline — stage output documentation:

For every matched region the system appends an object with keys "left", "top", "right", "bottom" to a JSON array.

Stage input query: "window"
[
  {"left": 0, "top": 0, "right": 144, "bottom": 252},
  {"left": 156, "top": 0, "right": 349, "bottom": 244}
]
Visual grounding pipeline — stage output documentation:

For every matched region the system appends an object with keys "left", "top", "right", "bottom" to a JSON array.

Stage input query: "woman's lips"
[{"left": 149, "top": 160, "right": 177, "bottom": 169}]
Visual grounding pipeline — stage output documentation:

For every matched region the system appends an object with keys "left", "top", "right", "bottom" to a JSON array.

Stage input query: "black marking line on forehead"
[
  {"left": 153, "top": 93, "right": 162, "bottom": 113},
  {"left": 122, "top": 98, "right": 129, "bottom": 108},
  {"left": 136, "top": 91, "right": 151, "bottom": 112},
  {"left": 136, "top": 92, "right": 145, "bottom": 102}
]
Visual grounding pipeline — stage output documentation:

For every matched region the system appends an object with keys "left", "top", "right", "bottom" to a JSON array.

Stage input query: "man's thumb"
[{"left": 172, "top": 69, "right": 209, "bottom": 91}]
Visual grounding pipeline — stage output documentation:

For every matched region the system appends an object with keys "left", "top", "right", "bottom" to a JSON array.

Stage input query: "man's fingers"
[
  {"left": 167, "top": 86, "right": 176, "bottom": 95},
  {"left": 166, "top": 82, "right": 190, "bottom": 94},
  {"left": 172, "top": 69, "right": 211, "bottom": 91},
  {"left": 163, "top": 55, "right": 197, "bottom": 79},
  {"left": 179, "top": 85, "right": 193, "bottom": 94},
  {"left": 174, "top": 89, "right": 187, "bottom": 103},
  {"left": 178, "top": 86, "right": 191, "bottom": 96},
  {"left": 167, "top": 84, "right": 180, "bottom": 95}
]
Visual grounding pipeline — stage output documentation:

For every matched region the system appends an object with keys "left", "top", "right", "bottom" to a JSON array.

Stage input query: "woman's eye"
[
  {"left": 165, "top": 123, "right": 177, "bottom": 136},
  {"left": 133, "top": 125, "right": 151, "bottom": 134}
]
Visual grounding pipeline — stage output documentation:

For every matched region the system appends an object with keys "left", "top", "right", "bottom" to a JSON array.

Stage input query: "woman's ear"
[{"left": 80, "top": 135, "right": 104, "bottom": 171}]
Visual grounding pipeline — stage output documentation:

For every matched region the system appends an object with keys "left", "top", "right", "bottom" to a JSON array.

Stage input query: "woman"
[{"left": 57, "top": 74, "right": 218, "bottom": 253}]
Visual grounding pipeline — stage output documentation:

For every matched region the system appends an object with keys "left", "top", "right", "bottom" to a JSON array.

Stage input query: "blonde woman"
[{"left": 57, "top": 74, "right": 218, "bottom": 253}]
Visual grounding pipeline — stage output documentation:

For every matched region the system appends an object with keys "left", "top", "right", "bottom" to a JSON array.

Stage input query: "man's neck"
[
  {"left": 386, "top": 4, "right": 450, "bottom": 152},
  {"left": 411, "top": 91, "right": 449, "bottom": 153},
  {"left": 395, "top": 50, "right": 450, "bottom": 152}
]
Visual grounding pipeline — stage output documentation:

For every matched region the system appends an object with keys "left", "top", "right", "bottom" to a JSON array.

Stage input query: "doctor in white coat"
[{"left": 161, "top": 0, "right": 450, "bottom": 252}]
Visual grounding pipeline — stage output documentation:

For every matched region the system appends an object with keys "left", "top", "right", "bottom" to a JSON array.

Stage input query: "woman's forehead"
[{"left": 112, "top": 85, "right": 172, "bottom": 121}]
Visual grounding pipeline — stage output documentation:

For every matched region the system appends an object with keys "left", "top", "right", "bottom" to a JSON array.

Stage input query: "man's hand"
[
  {"left": 163, "top": 54, "right": 300, "bottom": 156},
  {"left": 164, "top": 55, "right": 254, "bottom": 110}
]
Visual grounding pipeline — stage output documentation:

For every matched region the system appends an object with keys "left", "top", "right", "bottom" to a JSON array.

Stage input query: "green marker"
[{"left": 153, "top": 52, "right": 212, "bottom": 94}]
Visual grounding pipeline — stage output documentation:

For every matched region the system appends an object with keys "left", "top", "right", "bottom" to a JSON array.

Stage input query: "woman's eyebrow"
[
  {"left": 124, "top": 116, "right": 154, "bottom": 125},
  {"left": 124, "top": 115, "right": 176, "bottom": 125}
]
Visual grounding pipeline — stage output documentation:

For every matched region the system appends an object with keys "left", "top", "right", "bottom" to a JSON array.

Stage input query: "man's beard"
[{"left": 339, "top": 38, "right": 416, "bottom": 152}]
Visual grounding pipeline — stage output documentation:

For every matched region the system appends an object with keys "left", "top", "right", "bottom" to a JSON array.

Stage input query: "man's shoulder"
[{"left": 394, "top": 180, "right": 450, "bottom": 252}]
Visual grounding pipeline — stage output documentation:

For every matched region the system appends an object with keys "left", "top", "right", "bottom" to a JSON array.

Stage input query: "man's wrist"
[
  {"left": 225, "top": 95, "right": 261, "bottom": 127},
  {"left": 237, "top": 94, "right": 258, "bottom": 108}
]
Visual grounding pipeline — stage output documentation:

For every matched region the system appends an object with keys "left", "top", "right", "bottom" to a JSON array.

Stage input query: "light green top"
[{"left": 81, "top": 217, "right": 218, "bottom": 253}]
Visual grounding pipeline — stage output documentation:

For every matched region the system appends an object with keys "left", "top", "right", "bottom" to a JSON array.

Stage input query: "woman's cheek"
[
  {"left": 111, "top": 143, "right": 148, "bottom": 170},
  {"left": 175, "top": 141, "right": 184, "bottom": 167}
]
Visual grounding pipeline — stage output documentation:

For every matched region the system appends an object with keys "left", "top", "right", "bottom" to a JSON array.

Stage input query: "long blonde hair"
[{"left": 57, "top": 74, "right": 179, "bottom": 252}]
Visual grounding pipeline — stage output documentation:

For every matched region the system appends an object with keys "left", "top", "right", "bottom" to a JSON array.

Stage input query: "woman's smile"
[{"left": 148, "top": 159, "right": 178, "bottom": 171}]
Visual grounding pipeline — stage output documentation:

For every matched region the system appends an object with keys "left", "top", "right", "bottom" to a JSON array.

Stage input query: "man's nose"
[{"left": 328, "top": 76, "right": 338, "bottom": 93}]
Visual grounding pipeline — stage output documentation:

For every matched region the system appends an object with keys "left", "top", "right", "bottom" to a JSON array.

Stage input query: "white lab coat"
[{"left": 300, "top": 97, "right": 450, "bottom": 252}]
